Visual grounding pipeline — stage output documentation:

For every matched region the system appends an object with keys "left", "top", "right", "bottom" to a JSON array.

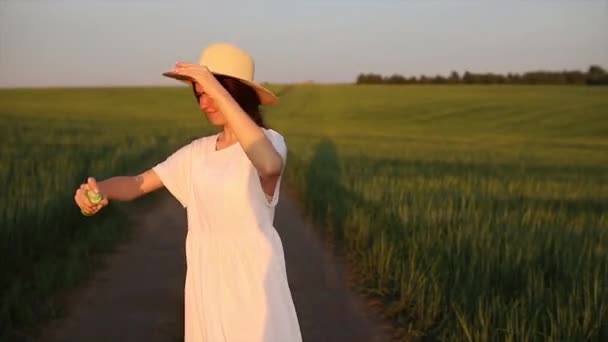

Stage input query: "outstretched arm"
[
  {"left": 74, "top": 169, "right": 163, "bottom": 215},
  {"left": 98, "top": 169, "right": 163, "bottom": 201}
]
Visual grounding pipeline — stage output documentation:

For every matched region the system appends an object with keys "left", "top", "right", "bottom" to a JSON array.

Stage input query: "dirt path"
[
  {"left": 33, "top": 188, "right": 395, "bottom": 342},
  {"left": 33, "top": 191, "right": 187, "bottom": 342}
]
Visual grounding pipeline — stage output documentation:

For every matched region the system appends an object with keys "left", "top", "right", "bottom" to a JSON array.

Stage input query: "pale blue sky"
[{"left": 1, "top": 0, "right": 607, "bottom": 87}]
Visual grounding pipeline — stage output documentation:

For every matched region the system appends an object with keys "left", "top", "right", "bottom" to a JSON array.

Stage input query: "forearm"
[
  {"left": 97, "top": 176, "right": 144, "bottom": 202},
  {"left": 214, "top": 91, "right": 282, "bottom": 176}
]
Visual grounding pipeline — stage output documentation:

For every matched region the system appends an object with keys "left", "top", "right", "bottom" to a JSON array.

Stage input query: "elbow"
[{"left": 258, "top": 158, "right": 283, "bottom": 178}]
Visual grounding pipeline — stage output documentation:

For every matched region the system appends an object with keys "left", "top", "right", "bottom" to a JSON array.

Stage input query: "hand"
[
  {"left": 74, "top": 177, "right": 109, "bottom": 216},
  {"left": 173, "top": 62, "right": 226, "bottom": 98}
]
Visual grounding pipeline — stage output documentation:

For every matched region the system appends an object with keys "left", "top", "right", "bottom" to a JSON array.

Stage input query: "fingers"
[
  {"left": 74, "top": 178, "right": 108, "bottom": 216},
  {"left": 172, "top": 63, "right": 218, "bottom": 96},
  {"left": 87, "top": 177, "right": 98, "bottom": 193},
  {"left": 79, "top": 185, "right": 95, "bottom": 209},
  {"left": 88, "top": 203, "right": 103, "bottom": 215},
  {"left": 75, "top": 189, "right": 104, "bottom": 215},
  {"left": 74, "top": 191, "right": 84, "bottom": 211},
  {"left": 174, "top": 62, "right": 210, "bottom": 75},
  {"left": 74, "top": 187, "right": 93, "bottom": 213},
  {"left": 175, "top": 62, "right": 198, "bottom": 68}
]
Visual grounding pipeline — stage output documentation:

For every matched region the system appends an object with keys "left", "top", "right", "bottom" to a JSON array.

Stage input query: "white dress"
[{"left": 152, "top": 128, "right": 302, "bottom": 342}]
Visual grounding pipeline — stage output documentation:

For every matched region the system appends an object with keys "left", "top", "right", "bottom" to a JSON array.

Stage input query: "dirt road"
[{"left": 34, "top": 188, "right": 395, "bottom": 341}]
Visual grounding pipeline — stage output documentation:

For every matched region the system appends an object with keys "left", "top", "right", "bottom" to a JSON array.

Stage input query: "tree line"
[{"left": 356, "top": 65, "right": 608, "bottom": 85}]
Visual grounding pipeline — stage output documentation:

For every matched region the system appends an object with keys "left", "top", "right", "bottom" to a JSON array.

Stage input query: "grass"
[
  {"left": 263, "top": 85, "right": 608, "bottom": 341},
  {"left": 1, "top": 84, "right": 607, "bottom": 341},
  {"left": 0, "top": 87, "right": 212, "bottom": 340}
]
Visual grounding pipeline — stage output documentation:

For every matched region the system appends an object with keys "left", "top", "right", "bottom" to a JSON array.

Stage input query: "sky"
[{"left": 1, "top": 0, "right": 607, "bottom": 87}]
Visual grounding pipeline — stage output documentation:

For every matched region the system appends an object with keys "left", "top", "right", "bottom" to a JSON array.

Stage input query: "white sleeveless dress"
[{"left": 152, "top": 128, "right": 302, "bottom": 342}]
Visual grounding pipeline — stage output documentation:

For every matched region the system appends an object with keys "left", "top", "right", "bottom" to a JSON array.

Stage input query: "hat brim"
[{"left": 162, "top": 71, "right": 279, "bottom": 105}]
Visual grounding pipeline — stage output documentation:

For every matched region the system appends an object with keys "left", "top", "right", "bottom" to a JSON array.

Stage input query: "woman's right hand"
[{"left": 74, "top": 177, "right": 109, "bottom": 215}]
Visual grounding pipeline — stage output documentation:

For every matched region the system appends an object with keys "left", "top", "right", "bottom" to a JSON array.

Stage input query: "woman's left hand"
[{"left": 173, "top": 62, "right": 225, "bottom": 97}]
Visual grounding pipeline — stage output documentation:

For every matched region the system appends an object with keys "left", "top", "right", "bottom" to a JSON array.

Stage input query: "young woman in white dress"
[{"left": 74, "top": 43, "right": 303, "bottom": 342}]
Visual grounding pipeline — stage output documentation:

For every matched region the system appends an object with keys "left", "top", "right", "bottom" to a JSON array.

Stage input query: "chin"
[{"left": 206, "top": 117, "right": 225, "bottom": 126}]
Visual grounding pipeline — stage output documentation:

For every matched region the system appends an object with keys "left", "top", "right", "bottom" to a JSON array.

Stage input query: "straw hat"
[{"left": 162, "top": 43, "right": 278, "bottom": 105}]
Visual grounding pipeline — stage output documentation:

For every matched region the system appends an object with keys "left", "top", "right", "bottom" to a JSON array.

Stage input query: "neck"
[
  {"left": 220, "top": 125, "right": 237, "bottom": 143},
  {"left": 219, "top": 125, "right": 265, "bottom": 144}
]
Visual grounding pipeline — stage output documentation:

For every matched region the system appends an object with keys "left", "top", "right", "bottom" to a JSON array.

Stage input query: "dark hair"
[{"left": 192, "top": 75, "right": 266, "bottom": 128}]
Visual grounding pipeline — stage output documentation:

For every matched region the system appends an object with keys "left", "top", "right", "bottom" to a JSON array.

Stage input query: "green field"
[
  {"left": 0, "top": 87, "right": 212, "bottom": 340},
  {"left": 1, "top": 85, "right": 607, "bottom": 340}
]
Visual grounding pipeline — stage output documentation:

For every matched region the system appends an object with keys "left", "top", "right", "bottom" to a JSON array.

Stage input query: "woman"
[{"left": 74, "top": 43, "right": 303, "bottom": 342}]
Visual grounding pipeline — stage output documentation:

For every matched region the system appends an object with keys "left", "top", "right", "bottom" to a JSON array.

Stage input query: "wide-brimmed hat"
[{"left": 162, "top": 43, "right": 278, "bottom": 105}]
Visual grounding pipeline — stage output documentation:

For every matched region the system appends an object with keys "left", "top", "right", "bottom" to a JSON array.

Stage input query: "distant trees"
[
  {"left": 587, "top": 65, "right": 608, "bottom": 85},
  {"left": 355, "top": 65, "right": 608, "bottom": 85}
]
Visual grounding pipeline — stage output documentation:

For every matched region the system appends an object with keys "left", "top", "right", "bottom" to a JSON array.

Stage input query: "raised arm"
[
  {"left": 173, "top": 63, "right": 283, "bottom": 178},
  {"left": 74, "top": 169, "right": 163, "bottom": 215}
]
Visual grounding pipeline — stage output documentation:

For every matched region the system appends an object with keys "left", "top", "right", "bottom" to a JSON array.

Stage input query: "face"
[{"left": 192, "top": 82, "right": 227, "bottom": 126}]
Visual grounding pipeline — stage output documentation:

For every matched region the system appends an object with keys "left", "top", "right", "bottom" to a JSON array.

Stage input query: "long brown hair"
[{"left": 192, "top": 75, "right": 267, "bottom": 128}]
